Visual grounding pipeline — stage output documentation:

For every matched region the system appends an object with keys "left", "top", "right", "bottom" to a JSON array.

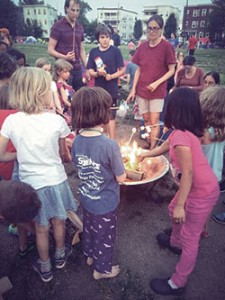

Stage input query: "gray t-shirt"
[{"left": 71, "top": 134, "right": 125, "bottom": 214}]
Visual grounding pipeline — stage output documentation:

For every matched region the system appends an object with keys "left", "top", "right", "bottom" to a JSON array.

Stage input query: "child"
[
  {"left": 87, "top": 24, "right": 125, "bottom": 139},
  {"left": 71, "top": 86, "right": 126, "bottom": 280},
  {"left": 0, "top": 180, "right": 41, "bottom": 224},
  {"left": 0, "top": 67, "right": 80, "bottom": 282},
  {"left": 35, "top": 57, "right": 62, "bottom": 114},
  {"left": 52, "top": 59, "right": 74, "bottom": 116},
  {"left": 200, "top": 86, "right": 225, "bottom": 224},
  {"left": 140, "top": 88, "right": 219, "bottom": 295}
]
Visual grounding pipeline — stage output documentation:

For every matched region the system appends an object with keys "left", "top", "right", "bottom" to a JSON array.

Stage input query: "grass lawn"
[{"left": 16, "top": 43, "right": 225, "bottom": 84}]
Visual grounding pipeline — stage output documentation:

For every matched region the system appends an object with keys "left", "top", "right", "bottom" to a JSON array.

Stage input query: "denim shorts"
[{"left": 34, "top": 180, "right": 79, "bottom": 226}]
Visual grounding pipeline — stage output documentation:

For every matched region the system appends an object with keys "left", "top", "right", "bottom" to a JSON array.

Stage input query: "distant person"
[
  {"left": 0, "top": 67, "right": 80, "bottom": 282},
  {"left": 140, "top": 88, "right": 219, "bottom": 296},
  {"left": 126, "top": 15, "right": 176, "bottom": 149},
  {"left": 0, "top": 28, "right": 12, "bottom": 48},
  {"left": 168, "top": 33, "right": 179, "bottom": 50},
  {"left": 71, "top": 86, "right": 126, "bottom": 280},
  {"left": 111, "top": 27, "right": 121, "bottom": 47},
  {"left": 86, "top": 24, "right": 125, "bottom": 139},
  {"left": 7, "top": 48, "right": 27, "bottom": 67},
  {"left": 188, "top": 34, "right": 198, "bottom": 56},
  {"left": 174, "top": 51, "right": 184, "bottom": 84},
  {"left": 172, "top": 55, "right": 204, "bottom": 92},
  {"left": 48, "top": 0, "right": 86, "bottom": 91}
]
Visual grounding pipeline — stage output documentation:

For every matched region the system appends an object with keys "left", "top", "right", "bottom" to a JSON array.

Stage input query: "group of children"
[{"left": 0, "top": 24, "right": 225, "bottom": 297}]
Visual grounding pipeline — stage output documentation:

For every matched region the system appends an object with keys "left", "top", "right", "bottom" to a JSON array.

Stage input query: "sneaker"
[
  {"left": 8, "top": 224, "right": 18, "bottom": 236},
  {"left": 213, "top": 212, "right": 225, "bottom": 224},
  {"left": 219, "top": 181, "right": 225, "bottom": 193},
  {"left": 150, "top": 278, "right": 185, "bottom": 296},
  {"left": 32, "top": 259, "right": 53, "bottom": 283},
  {"left": 55, "top": 245, "right": 73, "bottom": 269},
  {"left": 156, "top": 232, "right": 182, "bottom": 255},
  {"left": 19, "top": 240, "right": 36, "bottom": 258}
]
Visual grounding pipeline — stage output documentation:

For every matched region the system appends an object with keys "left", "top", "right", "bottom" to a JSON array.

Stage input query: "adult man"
[{"left": 48, "top": 0, "right": 86, "bottom": 90}]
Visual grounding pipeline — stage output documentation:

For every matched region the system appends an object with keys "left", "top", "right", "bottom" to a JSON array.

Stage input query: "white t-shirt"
[{"left": 1, "top": 111, "right": 70, "bottom": 189}]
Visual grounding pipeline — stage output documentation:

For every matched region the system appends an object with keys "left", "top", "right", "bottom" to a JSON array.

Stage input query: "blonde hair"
[
  {"left": 200, "top": 86, "right": 225, "bottom": 141},
  {"left": 9, "top": 67, "right": 51, "bottom": 114},
  {"left": 35, "top": 57, "right": 51, "bottom": 68},
  {"left": 52, "top": 59, "right": 73, "bottom": 82}
]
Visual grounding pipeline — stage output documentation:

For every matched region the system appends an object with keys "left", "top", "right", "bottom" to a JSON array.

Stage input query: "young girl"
[
  {"left": 71, "top": 87, "right": 126, "bottom": 280},
  {"left": 0, "top": 67, "right": 80, "bottom": 282},
  {"left": 140, "top": 88, "right": 219, "bottom": 295},
  {"left": 200, "top": 86, "right": 225, "bottom": 224},
  {"left": 52, "top": 59, "right": 74, "bottom": 123},
  {"left": 35, "top": 57, "right": 62, "bottom": 114}
]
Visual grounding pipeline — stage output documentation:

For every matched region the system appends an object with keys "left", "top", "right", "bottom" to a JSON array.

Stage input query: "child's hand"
[
  {"left": 105, "top": 74, "right": 113, "bottom": 81},
  {"left": 173, "top": 205, "right": 185, "bottom": 223},
  {"left": 97, "top": 69, "right": 107, "bottom": 77}
]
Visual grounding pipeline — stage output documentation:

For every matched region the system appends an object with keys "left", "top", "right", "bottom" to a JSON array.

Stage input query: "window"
[
  {"left": 43, "top": 9, "right": 46, "bottom": 15},
  {"left": 200, "top": 20, "right": 205, "bottom": 28},
  {"left": 34, "top": 9, "right": 36, "bottom": 14},
  {"left": 199, "top": 32, "right": 203, "bottom": 38},
  {"left": 193, "top": 9, "right": 200, "bottom": 17},
  {"left": 191, "top": 21, "right": 198, "bottom": 28},
  {"left": 38, "top": 9, "right": 41, "bottom": 14},
  {"left": 44, "top": 20, "right": 47, "bottom": 25},
  {"left": 202, "top": 9, "right": 207, "bottom": 17},
  {"left": 27, "top": 9, "right": 30, "bottom": 15}
]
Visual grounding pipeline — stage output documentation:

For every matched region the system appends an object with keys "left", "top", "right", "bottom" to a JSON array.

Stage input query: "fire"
[{"left": 121, "top": 141, "right": 142, "bottom": 171}]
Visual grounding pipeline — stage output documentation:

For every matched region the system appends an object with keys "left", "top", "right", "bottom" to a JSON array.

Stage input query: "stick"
[{"left": 72, "top": 22, "right": 76, "bottom": 53}]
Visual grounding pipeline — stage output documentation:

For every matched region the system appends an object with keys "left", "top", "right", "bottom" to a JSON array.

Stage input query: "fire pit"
[{"left": 120, "top": 141, "right": 169, "bottom": 186}]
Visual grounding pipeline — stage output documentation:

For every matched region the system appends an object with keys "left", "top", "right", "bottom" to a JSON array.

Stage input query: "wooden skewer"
[{"left": 72, "top": 22, "right": 76, "bottom": 54}]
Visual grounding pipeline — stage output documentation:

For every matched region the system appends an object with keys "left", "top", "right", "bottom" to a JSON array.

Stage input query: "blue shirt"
[
  {"left": 87, "top": 45, "right": 124, "bottom": 99},
  {"left": 125, "top": 61, "right": 137, "bottom": 90},
  {"left": 71, "top": 134, "right": 125, "bottom": 214}
]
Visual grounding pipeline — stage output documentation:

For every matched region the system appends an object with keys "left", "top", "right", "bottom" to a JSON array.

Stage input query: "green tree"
[
  {"left": 79, "top": 1, "right": 92, "bottom": 32},
  {"left": 133, "top": 19, "right": 143, "bottom": 41},
  {"left": 85, "top": 19, "right": 98, "bottom": 38},
  {"left": 208, "top": 0, "right": 225, "bottom": 45},
  {"left": 20, "top": 18, "right": 43, "bottom": 38},
  {"left": 164, "top": 13, "right": 178, "bottom": 39},
  {"left": 0, "top": 0, "right": 18, "bottom": 36},
  {"left": 19, "top": 0, "right": 43, "bottom": 4}
]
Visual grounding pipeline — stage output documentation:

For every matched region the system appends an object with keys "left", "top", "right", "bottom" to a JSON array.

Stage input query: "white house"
[
  {"left": 97, "top": 7, "right": 137, "bottom": 41},
  {"left": 22, "top": 3, "right": 57, "bottom": 39},
  {"left": 142, "top": 5, "right": 181, "bottom": 32}
]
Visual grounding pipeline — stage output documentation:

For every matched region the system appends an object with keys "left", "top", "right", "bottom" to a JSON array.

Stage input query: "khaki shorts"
[{"left": 136, "top": 96, "right": 164, "bottom": 115}]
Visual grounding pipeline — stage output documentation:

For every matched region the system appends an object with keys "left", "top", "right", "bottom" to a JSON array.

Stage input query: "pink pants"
[{"left": 168, "top": 192, "right": 219, "bottom": 287}]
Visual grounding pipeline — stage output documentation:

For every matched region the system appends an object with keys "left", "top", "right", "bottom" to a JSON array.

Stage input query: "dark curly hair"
[{"left": 0, "top": 52, "right": 17, "bottom": 80}]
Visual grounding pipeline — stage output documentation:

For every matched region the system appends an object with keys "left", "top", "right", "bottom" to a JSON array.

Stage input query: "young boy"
[{"left": 86, "top": 24, "right": 125, "bottom": 139}]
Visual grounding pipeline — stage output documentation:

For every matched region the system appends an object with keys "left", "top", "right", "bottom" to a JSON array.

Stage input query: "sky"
[{"left": 44, "top": 0, "right": 212, "bottom": 19}]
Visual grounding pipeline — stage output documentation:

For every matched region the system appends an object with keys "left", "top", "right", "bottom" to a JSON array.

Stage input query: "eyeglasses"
[{"left": 147, "top": 26, "right": 161, "bottom": 32}]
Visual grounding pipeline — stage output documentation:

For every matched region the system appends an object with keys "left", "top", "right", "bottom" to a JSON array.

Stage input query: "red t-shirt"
[
  {"left": 188, "top": 36, "right": 198, "bottom": 50},
  {"left": 132, "top": 39, "right": 176, "bottom": 100},
  {"left": 0, "top": 110, "right": 17, "bottom": 180}
]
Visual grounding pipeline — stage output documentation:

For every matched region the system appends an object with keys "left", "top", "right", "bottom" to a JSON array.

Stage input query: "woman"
[
  {"left": 127, "top": 15, "right": 176, "bottom": 149},
  {"left": 173, "top": 55, "right": 204, "bottom": 92},
  {"left": 203, "top": 71, "right": 220, "bottom": 89}
]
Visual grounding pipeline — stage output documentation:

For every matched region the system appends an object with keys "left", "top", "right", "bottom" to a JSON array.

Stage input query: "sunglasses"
[{"left": 147, "top": 26, "right": 161, "bottom": 32}]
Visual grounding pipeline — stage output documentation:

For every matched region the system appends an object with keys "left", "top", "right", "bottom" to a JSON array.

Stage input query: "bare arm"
[
  {"left": 126, "top": 66, "right": 141, "bottom": 102},
  {"left": 173, "top": 146, "right": 193, "bottom": 222},
  {"left": 59, "top": 86, "right": 71, "bottom": 107},
  {"left": 48, "top": 37, "right": 75, "bottom": 61},
  {"left": 140, "top": 140, "right": 169, "bottom": 159},
  {"left": 147, "top": 64, "right": 176, "bottom": 92},
  {"left": 0, "top": 135, "right": 17, "bottom": 162},
  {"left": 116, "top": 172, "right": 126, "bottom": 183},
  {"left": 59, "top": 138, "right": 71, "bottom": 163},
  {"left": 105, "top": 66, "right": 126, "bottom": 81}
]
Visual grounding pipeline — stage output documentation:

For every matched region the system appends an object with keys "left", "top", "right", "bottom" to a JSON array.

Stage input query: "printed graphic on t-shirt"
[{"left": 77, "top": 154, "right": 104, "bottom": 200}]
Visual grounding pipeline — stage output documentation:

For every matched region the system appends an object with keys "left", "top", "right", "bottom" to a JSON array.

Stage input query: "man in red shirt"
[{"left": 188, "top": 34, "right": 198, "bottom": 56}]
